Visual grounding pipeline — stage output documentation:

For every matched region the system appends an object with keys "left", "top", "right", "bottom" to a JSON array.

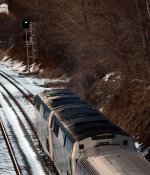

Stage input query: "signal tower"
[{"left": 22, "top": 19, "right": 38, "bottom": 72}]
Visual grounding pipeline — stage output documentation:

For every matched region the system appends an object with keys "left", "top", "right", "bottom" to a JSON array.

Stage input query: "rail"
[
  {"left": 0, "top": 71, "right": 33, "bottom": 102},
  {"left": 0, "top": 71, "right": 53, "bottom": 173},
  {"left": 0, "top": 118, "right": 21, "bottom": 175},
  {"left": 0, "top": 82, "right": 37, "bottom": 137}
]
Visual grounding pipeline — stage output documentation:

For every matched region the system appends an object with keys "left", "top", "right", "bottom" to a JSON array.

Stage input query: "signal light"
[{"left": 22, "top": 19, "right": 30, "bottom": 29}]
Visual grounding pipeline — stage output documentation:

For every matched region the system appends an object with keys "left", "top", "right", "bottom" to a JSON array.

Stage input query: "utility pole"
[
  {"left": 29, "top": 22, "right": 38, "bottom": 63},
  {"left": 25, "top": 28, "right": 30, "bottom": 72},
  {"left": 22, "top": 19, "right": 38, "bottom": 72}
]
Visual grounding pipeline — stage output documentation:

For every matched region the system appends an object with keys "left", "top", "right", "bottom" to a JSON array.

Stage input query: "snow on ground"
[
  {"left": 0, "top": 111, "right": 15, "bottom": 175},
  {"left": 0, "top": 59, "right": 55, "bottom": 174},
  {"left": 0, "top": 59, "right": 69, "bottom": 95},
  {"left": 103, "top": 72, "right": 114, "bottom": 81},
  {"left": 0, "top": 58, "right": 69, "bottom": 174},
  {"left": 103, "top": 72, "right": 121, "bottom": 82},
  {"left": 0, "top": 92, "right": 46, "bottom": 175}
]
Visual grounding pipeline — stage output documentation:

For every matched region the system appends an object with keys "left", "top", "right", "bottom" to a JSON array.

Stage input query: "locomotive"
[{"left": 33, "top": 89, "right": 150, "bottom": 175}]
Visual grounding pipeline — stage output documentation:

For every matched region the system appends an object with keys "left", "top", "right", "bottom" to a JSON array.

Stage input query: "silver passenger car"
[{"left": 76, "top": 145, "right": 150, "bottom": 175}]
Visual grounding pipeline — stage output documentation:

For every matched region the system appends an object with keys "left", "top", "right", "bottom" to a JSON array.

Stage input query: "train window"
[
  {"left": 51, "top": 119, "right": 54, "bottom": 130},
  {"left": 64, "top": 137, "right": 72, "bottom": 153},
  {"left": 67, "top": 171, "right": 70, "bottom": 175},
  {"left": 123, "top": 140, "right": 128, "bottom": 145},
  {"left": 36, "top": 100, "right": 40, "bottom": 111},
  {"left": 79, "top": 144, "right": 84, "bottom": 150},
  {"left": 44, "top": 109, "right": 50, "bottom": 120},
  {"left": 58, "top": 127, "right": 66, "bottom": 146},
  {"left": 40, "top": 104, "right": 44, "bottom": 116},
  {"left": 53, "top": 121, "right": 59, "bottom": 137},
  {"left": 46, "top": 139, "right": 49, "bottom": 152},
  {"left": 32, "top": 98, "right": 36, "bottom": 105}
]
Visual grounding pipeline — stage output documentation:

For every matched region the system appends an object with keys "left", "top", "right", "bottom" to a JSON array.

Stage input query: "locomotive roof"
[
  {"left": 54, "top": 105, "right": 128, "bottom": 141},
  {"left": 37, "top": 89, "right": 128, "bottom": 141},
  {"left": 38, "top": 89, "right": 87, "bottom": 110},
  {"left": 42, "top": 89, "right": 77, "bottom": 97},
  {"left": 49, "top": 96, "right": 87, "bottom": 108}
]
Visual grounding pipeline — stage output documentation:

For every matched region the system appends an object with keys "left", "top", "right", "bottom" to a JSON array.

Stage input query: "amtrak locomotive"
[{"left": 33, "top": 89, "right": 150, "bottom": 175}]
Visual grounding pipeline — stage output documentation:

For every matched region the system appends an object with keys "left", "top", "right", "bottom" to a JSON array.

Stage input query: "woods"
[{"left": 1, "top": 0, "right": 150, "bottom": 156}]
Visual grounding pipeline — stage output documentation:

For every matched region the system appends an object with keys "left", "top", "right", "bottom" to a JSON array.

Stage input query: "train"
[{"left": 33, "top": 89, "right": 150, "bottom": 175}]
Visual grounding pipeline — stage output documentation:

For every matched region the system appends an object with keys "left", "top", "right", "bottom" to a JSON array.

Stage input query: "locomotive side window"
[
  {"left": 39, "top": 104, "right": 43, "bottom": 114},
  {"left": 32, "top": 97, "right": 36, "bottom": 105},
  {"left": 67, "top": 171, "right": 70, "bottom": 175},
  {"left": 46, "top": 139, "right": 49, "bottom": 152},
  {"left": 43, "top": 109, "right": 50, "bottom": 120},
  {"left": 40, "top": 104, "right": 44, "bottom": 116},
  {"left": 51, "top": 118, "right": 54, "bottom": 130},
  {"left": 36, "top": 100, "right": 40, "bottom": 111},
  {"left": 64, "top": 137, "right": 72, "bottom": 153},
  {"left": 58, "top": 127, "right": 66, "bottom": 146},
  {"left": 53, "top": 121, "right": 59, "bottom": 137}
]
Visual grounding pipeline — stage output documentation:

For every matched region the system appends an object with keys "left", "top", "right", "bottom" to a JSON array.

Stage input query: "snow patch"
[
  {"left": 12, "top": 61, "right": 27, "bottom": 72},
  {"left": 0, "top": 93, "right": 46, "bottom": 175},
  {"left": 29, "top": 63, "right": 40, "bottom": 72},
  {"left": 103, "top": 72, "right": 121, "bottom": 82},
  {"left": 99, "top": 107, "right": 104, "bottom": 112},
  {"left": 2, "top": 56, "right": 8, "bottom": 61},
  {"left": 0, "top": 3, "right": 9, "bottom": 14},
  {"left": 103, "top": 72, "right": 114, "bottom": 81}
]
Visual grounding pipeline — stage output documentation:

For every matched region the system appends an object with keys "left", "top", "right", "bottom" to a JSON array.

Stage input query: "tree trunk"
[{"left": 135, "top": 0, "right": 146, "bottom": 51}]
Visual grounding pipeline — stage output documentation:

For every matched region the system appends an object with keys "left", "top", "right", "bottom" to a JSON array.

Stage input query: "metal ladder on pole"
[{"left": 24, "top": 22, "right": 38, "bottom": 72}]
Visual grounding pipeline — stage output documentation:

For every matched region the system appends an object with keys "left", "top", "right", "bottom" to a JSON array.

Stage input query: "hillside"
[{"left": 1, "top": 0, "right": 150, "bottom": 159}]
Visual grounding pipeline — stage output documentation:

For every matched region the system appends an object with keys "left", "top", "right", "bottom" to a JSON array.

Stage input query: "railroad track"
[
  {"left": 0, "top": 71, "right": 37, "bottom": 134},
  {"left": 0, "top": 72, "right": 54, "bottom": 174},
  {"left": 0, "top": 82, "right": 37, "bottom": 136},
  {"left": 0, "top": 70, "right": 33, "bottom": 102},
  {"left": 0, "top": 118, "right": 21, "bottom": 175}
]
